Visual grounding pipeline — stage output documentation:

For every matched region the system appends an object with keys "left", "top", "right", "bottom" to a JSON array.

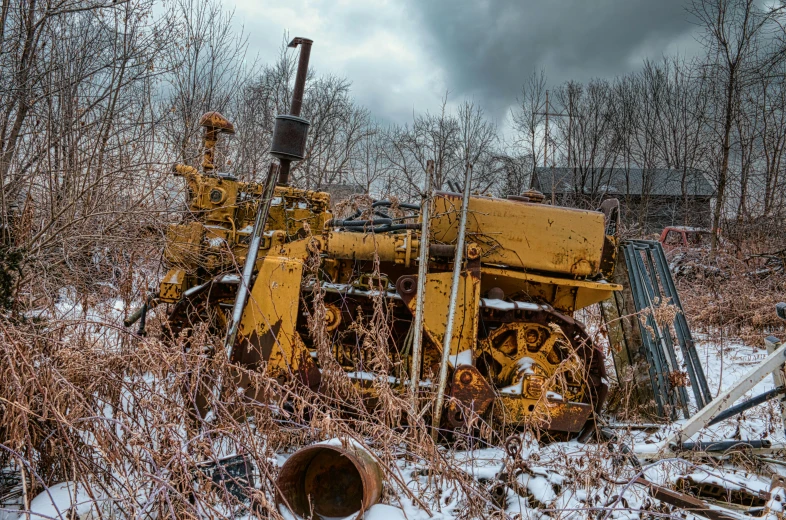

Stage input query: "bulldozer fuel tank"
[{"left": 431, "top": 191, "right": 607, "bottom": 278}]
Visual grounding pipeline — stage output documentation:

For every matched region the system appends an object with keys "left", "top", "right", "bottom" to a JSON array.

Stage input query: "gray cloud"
[
  {"left": 408, "top": 0, "right": 699, "bottom": 117},
  {"left": 231, "top": 0, "right": 702, "bottom": 125}
]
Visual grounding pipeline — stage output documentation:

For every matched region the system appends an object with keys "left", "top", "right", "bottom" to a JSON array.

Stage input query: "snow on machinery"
[{"left": 139, "top": 37, "right": 626, "bottom": 438}]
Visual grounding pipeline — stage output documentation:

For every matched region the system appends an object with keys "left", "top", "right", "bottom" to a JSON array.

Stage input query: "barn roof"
[{"left": 532, "top": 167, "right": 715, "bottom": 197}]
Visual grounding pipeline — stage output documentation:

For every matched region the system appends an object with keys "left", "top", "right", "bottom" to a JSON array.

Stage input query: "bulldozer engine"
[{"left": 151, "top": 38, "right": 622, "bottom": 437}]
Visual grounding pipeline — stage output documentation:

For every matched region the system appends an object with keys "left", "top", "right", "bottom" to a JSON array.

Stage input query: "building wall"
[
  {"left": 618, "top": 195, "right": 712, "bottom": 233},
  {"left": 544, "top": 192, "right": 712, "bottom": 233}
]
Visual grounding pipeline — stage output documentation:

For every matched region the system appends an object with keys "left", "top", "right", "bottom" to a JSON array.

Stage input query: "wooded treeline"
[{"left": 2, "top": 0, "right": 786, "bottom": 305}]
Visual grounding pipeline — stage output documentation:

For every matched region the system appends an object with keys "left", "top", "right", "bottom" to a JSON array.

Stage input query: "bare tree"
[
  {"left": 512, "top": 70, "right": 547, "bottom": 185},
  {"left": 553, "top": 79, "right": 621, "bottom": 207},
  {"left": 382, "top": 94, "right": 498, "bottom": 198},
  {"left": 159, "top": 0, "right": 250, "bottom": 168},
  {"left": 690, "top": 0, "right": 785, "bottom": 252}
]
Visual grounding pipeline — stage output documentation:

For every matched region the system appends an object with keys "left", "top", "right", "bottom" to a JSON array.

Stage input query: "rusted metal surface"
[
  {"left": 447, "top": 365, "right": 495, "bottom": 428},
  {"left": 634, "top": 477, "right": 739, "bottom": 520},
  {"left": 541, "top": 401, "right": 593, "bottom": 433},
  {"left": 200, "top": 111, "right": 235, "bottom": 172},
  {"left": 199, "top": 111, "right": 236, "bottom": 134},
  {"left": 287, "top": 37, "right": 313, "bottom": 117},
  {"left": 276, "top": 442, "right": 383, "bottom": 518},
  {"left": 270, "top": 114, "right": 310, "bottom": 162},
  {"left": 430, "top": 190, "right": 609, "bottom": 280},
  {"left": 676, "top": 475, "right": 770, "bottom": 508}
]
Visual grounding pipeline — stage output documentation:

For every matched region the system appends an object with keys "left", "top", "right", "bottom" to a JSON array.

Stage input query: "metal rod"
[
  {"left": 633, "top": 477, "right": 738, "bottom": 520},
  {"left": 662, "top": 340, "right": 786, "bottom": 447},
  {"left": 623, "top": 245, "right": 667, "bottom": 416},
  {"left": 706, "top": 386, "right": 785, "bottom": 426},
  {"left": 431, "top": 162, "right": 473, "bottom": 440},
  {"left": 224, "top": 163, "right": 280, "bottom": 358},
  {"left": 409, "top": 160, "right": 434, "bottom": 415},
  {"left": 650, "top": 240, "right": 712, "bottom": 404}
]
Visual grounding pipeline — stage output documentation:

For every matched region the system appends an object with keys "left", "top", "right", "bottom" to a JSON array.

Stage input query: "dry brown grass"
[{"left": 674, "top": 248, "right": 786, "bottom": 347}]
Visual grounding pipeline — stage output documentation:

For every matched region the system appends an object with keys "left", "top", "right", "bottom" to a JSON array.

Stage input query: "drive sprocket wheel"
[{"left": 477, "top": 304, "right": 607, "bottom": 436}]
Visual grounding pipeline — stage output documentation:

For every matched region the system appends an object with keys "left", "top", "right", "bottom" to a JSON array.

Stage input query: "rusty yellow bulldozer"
[{"left": 130, "top": 37, "right": 623, "bottom": 439}]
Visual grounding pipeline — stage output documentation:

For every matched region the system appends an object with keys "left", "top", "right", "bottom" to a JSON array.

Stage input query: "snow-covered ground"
[{"left": 4, "top": 297, "right": 785, "bottom": 520}]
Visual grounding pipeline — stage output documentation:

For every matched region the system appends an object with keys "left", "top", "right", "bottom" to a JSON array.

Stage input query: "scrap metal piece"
[
  {"left": 622, "top": 240, "right": 712, "bottom": 418},
  {"left": 542, "top": 401, "right": 593, "bottom": 433},
  {"left": 635, "top": 477, "right": 739, "bottom": 520},
  {"left": 199, "top": 455, "right": 254, "bottom": 504},
  {"left": 679, "top": 439, "right": 772, "bottom": 452},
  {"left": 776, "top": 302, "right": 786, "bottom": 321},
  {"left": 276, "top": 442, "right": 383, "bottom": 518},
  {"left": 676, "top": 474, "right": 770, "bottom": 508},
  {"left": 664, "top": 340, "right": 786, "bottom": 447}
]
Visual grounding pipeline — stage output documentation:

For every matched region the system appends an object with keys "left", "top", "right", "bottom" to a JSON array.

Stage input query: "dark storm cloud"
[
  {"left": 231, "top": 0, "right": 702, "bottom": 126},
  {"left": 408, "top": 0, "right": 698, "bottom": 116}
]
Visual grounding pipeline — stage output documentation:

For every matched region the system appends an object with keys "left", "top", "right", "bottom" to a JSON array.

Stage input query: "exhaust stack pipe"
[
  {"left": 270, "top": 37, "right": 313, "bottom": 186},
  {"left": 276, "top": 441, "right": 383, "bottom": 518}
]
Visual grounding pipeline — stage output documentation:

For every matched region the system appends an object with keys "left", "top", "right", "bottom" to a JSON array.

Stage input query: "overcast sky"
[{"left": 228, "top": 0, "right": 704, "bottom": 132}]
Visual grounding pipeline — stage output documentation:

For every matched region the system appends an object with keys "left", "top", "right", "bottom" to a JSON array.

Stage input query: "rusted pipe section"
[
  {"left": 276, "top": 441, "right": 383, "bottom": 518},
  {"left": 288, "top": 37, "right": 313, "bottom": 117}
]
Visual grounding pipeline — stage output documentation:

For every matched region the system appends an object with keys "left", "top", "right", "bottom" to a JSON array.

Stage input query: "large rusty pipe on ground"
[{"left": 276, "top": 441, "right": 383, "bottom": 518}]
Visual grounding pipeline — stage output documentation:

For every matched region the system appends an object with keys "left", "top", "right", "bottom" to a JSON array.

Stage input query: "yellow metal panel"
[
  {"left": 482, "top": 266, "right": 621, "bottom": 312},
  {"left": 406, "top": 271, "right": 480, "bottom": 358},
  {"left": 164, "top": 221, "right": 203, "bottom": 267},
  {"left": 159, "top": 268, "right": 186, "bottom": 303},
  {"left": 325, "top": 231, "right": 414, "bottom": 265},
  {"left": 236, "top": 256, "right": 305, "bottom": 375},
  {"left": 431, "top": 193, "right": 606, "bottom": 277}
]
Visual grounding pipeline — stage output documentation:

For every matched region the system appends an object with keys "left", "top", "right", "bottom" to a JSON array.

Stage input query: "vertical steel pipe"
[
  {"left": 288, "top": 37, "right": 312, "bottom": 117},
  {"left": 431, "top": 163, "right": 473, "bottom": 439},
  {"left": 224, "top": 163, "right": 280, "bottom": 359},
  {"left": 409, "top": 160, "right": 434, "bottom": 414}
]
